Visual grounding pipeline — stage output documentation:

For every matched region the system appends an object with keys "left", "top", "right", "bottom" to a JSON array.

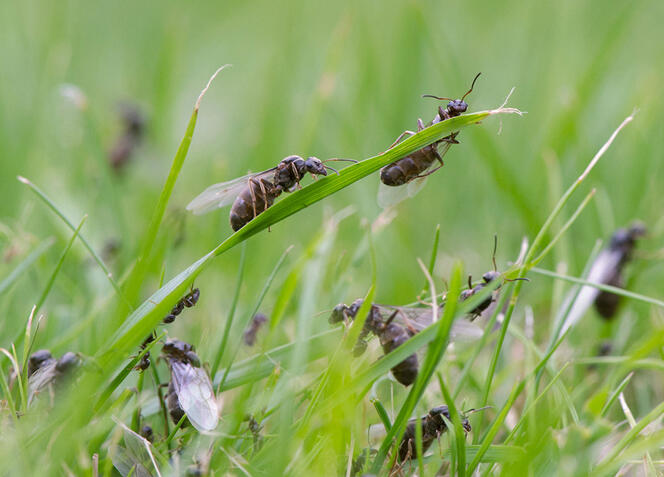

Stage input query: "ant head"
[
  {"left": 304, "top": 157, "right": 328, "bottom": 176},
  {"left": 482, "top": 270, "right": 501, "bottom": 283},
  {"left": 329, "top": 304, "right": 347, "bottom": 324},
  {"left": 429, "top": 405, "right": 450, "bottom": 418},
  {"left": 162, "top": 338, "right": 193, "bottom": 356},
  {"left": 185, "top": 350, "right": 201, "bottom": 368},
  {"left": 55, "top": 352, "right": 81, "bottom": 373},
  {"left": 447, "top": 99, "right": 468, "bottom": 114}
]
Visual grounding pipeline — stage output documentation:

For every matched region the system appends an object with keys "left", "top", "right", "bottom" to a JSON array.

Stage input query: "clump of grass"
[{"left": 1, "top": 57, "right": 663, "bottom": 477}]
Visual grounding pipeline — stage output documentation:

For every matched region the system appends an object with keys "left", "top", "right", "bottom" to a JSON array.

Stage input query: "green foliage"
[{"left": 1, "top": 0, "right": 663, "bottom": 475}]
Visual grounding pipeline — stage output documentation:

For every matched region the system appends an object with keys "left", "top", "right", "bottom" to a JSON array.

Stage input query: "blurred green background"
[{"left": 1, "top": 0, "right": 663, "bottom": 421}]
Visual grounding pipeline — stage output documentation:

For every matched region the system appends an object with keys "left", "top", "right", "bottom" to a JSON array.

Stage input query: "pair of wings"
[
  {"left": 169, "top": 360, "right": 219, "bottom": 432},
  {"left": 376, "top": 140, "right": 455, "bottom": 209},
  {"left": 27, "top": 361, "right": 59, "bottom": 406},
  {"left": 186, "top": 167, "right": 278, "bottom": 215},
  {"left": 556, "top": 246, "right": 625, "bottom": 337},
  {"left": 363, "top": 303, "right": 482, "bottom": 341}
]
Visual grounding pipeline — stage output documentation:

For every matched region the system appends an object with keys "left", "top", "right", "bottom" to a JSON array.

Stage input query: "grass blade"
[
  {"left": 34, "top": 215, "right": 87, "bottom": 314},
  {"left": 17, "top": 176, "right": 128, "bottom": 305},
  {"left": 119, "top": 65, "right": 230, "bottom": 313},
  {"left": 0, "top": 238, "right": 54, "bottom": 296}
]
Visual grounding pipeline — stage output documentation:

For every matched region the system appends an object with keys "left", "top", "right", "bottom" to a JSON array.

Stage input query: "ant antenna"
[
  {"left": 506, "top": 277, "right": 530, "bottom": 283},
  {"left": 421, "top": 94, "right": 452, "bottom": 101},
  {"left": 467, "top": 275, "right": 473, "bottom": 289},
  {"left": 324, "top": 158, "right": 358, "bottom": 163},
  {"left": 461, "top": 72, "right": 482, "bottom": 101},
  {"left": 323, "top": 165, "right": 340, "bottom": 175},
  {"left": 491, "top": 234, "right": 498, "bottom": 271},
  {"left": 463, "top": 405, "right": 492, "bottom": 415}
]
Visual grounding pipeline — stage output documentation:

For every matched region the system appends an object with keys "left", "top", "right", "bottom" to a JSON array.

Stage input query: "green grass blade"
[
  {"left": 421, "top": 224, "right": 440, "bottom": 293},
  {"left": 529, "top": 267, "right": 664, "bottom": 309},
  {"left": 594, "top": 401, "right": 664, "bottom": 470},
  {"left": 34, "top": 215, "right": 87, "bottom": 314},
  {"left": 600, "top": 372, "right": 634, "bottom": 417},
  {"left": 119, "top": 65, "right": 230, "bottom": 313},
  {"left": 217, "top": 245, "right": 293, "bottom": 390},
  {"left": 439, "top": 375, "right": 466, "bottom": 477},
  {"left": 370, "top": 263, "right": 463, "bottom": 474},
  {"left": 211, "top": 242, "right": 247, "bottom": 379},
  {"left": 0, "top": 238, "right": 54, "bottom": 296},
  {"left": 467, "top": 379, "right": 526, "bottom": 474},
  {"left": 17, "top": 176, "right": 128, "bottom": 306}
]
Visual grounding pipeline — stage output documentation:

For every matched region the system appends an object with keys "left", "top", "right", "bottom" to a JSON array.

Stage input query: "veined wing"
[
  {"left": 557, "top": 247, "right": 623, "bottom": 336},
  {"left": 170, "top": 361, "right": 219, "bottom": 432},
  {"left": 373, "top": 304, "right": 483, "bottom": 341},
  {"left": 111, "top": 419, "right": 162, "bottom": 477},
  {"left": 186, "top": 168, "right": 277, "bottom": 215},
  {"left": 111, "top": 446, "right": 153, "bottom": 477},
  {"left": 376, "top": 140, "right": 454, "bottom": 209},
  {"left": 27, "top": 361, "right": 58, "bottom": 405}
]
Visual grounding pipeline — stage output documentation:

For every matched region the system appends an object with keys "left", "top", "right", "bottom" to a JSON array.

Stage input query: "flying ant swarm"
[
  {"left": 377, "top": 73, "right": 481, "bottom": 208},
  {"left": 186, "top": 155, "right": 356, "bottom": 231}
]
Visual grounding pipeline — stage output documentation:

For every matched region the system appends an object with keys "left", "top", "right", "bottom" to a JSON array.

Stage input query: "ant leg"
[
  {"left": 417, "top": 118, "right": 425, "bottom": 131},
  {"left": 257, "top": 180, "right": 270, "bottom": 213},
  {"left": 385, "top": 130, "right": 417, "bottom": 151},
  {"left": 411, "top": 164, "right": 443, "bottom": 180},
  {"left": 289, "top": 162, "right": 302, "bottom": 190},
  {"left": 442, "top": 131, "right": 460, "bottom": 144},
  {"left": 433, "top": 149, "right": 444, "bottom": 167},
  {"left": 248, "top": 178, "right": 259, "bottom": 218},
  {"left": 397, "top": 310, "right": 418, "bottom": 334}
]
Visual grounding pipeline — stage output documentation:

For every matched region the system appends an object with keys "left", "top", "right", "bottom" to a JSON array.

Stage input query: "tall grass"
[{"left": 1, "top": 0, "right": 663, "bottom": 475}]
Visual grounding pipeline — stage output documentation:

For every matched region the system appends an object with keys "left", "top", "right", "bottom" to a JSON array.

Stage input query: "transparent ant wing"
[
  {"left": 371, "top": 304, "right": 483, "bottom": 341},
  {"left": 170, "top": 361, "right": 219, "bottom": 432},
  {"left": 111, "top": 446, "right": 153, "bottom": 477},
  {"left": 558, "top": 247, "right": 623, "bottom": 336},
  {"left": 111, "top": 419, "right": 163, "bottom": 477},
  {"left": 27, "top": 361, "right": 58, "bottom": 405},
  {"left": 377, "top": 178, "right": 425, "bottom": 209},
  {"left": 376, "top": 141, "right": 454, "bottom": 209},
  {"left": 186, "top": 168, "right": 277, "bottom": 215}
]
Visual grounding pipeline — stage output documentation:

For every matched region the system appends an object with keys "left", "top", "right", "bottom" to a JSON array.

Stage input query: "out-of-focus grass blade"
[
  {"left": 530, "top": 266, "right": 664, "bottom": 309},
  {"left": 600, "top": 372, "right": 634, "bottom": 417},
  {"left": 594, "top": 401, "right": 664, "bottom": 471},
  {"left": 467, "top": 380, "right": 526, "bottom": 474},
  {"left": 443, "top": 445, "right": 526, "bottom": 463},
  {"left": 35, "top": 215, "right": 87, "bottom": 314},
  {"left": 211, "top": 243, "right": 246, "bottom": 379},
  {"left": 213, "top": 329, "right": 341, "bottom": 391},
  {"left": 0, "top": 238, "right": 54, "bottom": 296},
  {"left": 217, "top": 245, "right": 293, "bottom": 391},
  {"left": 17, "top": 175, "right": 128, "bottom": 305}
]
